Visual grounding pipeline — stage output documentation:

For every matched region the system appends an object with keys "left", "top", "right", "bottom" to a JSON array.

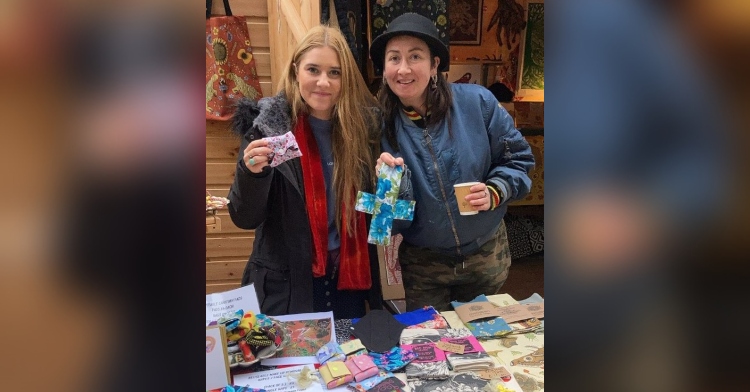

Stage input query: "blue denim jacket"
[{"left": 384, "top": 83, "right": 534, "bottom": 257}]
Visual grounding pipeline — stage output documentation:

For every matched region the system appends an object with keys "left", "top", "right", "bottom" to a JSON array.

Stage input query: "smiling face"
[
  {"left": 295, "top": 46, "right": 342, "bottom": 120},
  {"left": 383, "top": 35, "right": 440, "bottom": 110}
]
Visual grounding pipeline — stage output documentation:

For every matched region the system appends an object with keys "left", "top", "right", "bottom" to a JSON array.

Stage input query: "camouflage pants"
[{"left": 399, "top": 221, "right": 511, "bottom": 312}]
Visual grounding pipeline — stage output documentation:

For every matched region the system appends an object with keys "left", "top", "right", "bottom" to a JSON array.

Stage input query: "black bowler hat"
[{"left": 369, "top": 13, "right": 449, "bottom": 72}]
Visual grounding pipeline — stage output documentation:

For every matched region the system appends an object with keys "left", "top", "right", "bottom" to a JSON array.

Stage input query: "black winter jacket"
[{"left": 227, "top": 94, "right": 382, "bottom": 316}]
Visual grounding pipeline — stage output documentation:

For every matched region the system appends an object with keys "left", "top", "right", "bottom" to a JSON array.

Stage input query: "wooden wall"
[{"left": 206, "top": 0, "right": 320, "bottom": 294}]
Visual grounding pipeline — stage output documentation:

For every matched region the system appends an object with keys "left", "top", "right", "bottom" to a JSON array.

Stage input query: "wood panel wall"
[{"left": 206, "top": 0, "right": 320, "bottom": 294}]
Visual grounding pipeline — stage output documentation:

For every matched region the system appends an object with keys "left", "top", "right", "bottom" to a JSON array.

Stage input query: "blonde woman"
[{"left": 228, "top": 26, "right": 381, "bottom": 318}]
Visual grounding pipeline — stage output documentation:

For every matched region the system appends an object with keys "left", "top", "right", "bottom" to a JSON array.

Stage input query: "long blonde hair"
[{"left": 279, "top": 25, "right": 378, "bottom": 236}]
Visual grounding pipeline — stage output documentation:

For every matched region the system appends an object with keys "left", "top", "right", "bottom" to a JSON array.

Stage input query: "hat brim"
[{"left": 370, "top": 31, "right": 449, "bottom": 73}]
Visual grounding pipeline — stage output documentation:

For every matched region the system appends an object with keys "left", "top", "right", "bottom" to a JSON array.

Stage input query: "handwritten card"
[
  {"left": 206, "top": 284, "right": 260, "bottom": 325},
  {"left": 477, "top": 366, "right": 511, "bottom": 380}
]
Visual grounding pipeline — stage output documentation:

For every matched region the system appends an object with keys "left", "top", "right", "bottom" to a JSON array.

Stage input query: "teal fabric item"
[
  {"left": 450, "top": 295, "right": 512, "bottom": 339},
  {"left": 355, "top": 165, "right": 415, "bottom": 246}
]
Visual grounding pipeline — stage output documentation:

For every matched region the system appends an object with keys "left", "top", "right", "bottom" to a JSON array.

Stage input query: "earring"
[{"left": 431, "top": 74, "right": 438, "bottom": 90}]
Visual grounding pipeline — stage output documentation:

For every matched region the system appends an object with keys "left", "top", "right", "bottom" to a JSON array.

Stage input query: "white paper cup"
[{"left": 454, "top": 182, "right": 480, "bottom": 215}]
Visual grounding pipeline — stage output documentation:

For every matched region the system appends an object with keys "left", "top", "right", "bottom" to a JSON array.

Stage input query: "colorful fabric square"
[
  {"left": 451, "top": 295, "right": 513, "bottom": 339},
  {"left": 369, "top": 376, "right": 407, "bottom": 392},
  {"left": 319, "top": 360, "right": 354, "bottom": 389},
  {"left": 354, "top": 165, "right": 415, "bottom": 246},
  {"left": 348, "top": 370, "right": 396, "bottom": 392},
  {"left": 216, "top": 386, "right": 266, "bottom": 392},
  {"left": 263, "top": 131, "right": 302, "bottom": 167},
  {"left": 368, "top": 346, "right": 417, "bottom": 372},
  {"left": 406, "top": 313, "right": 449, "bottom": 330},
  {"left": 409, "top": 373, "right": 490, "bottom": 392},
  {"left": 316, "top": 341, "right": 347, "bottom": 364},
  {"left": 340, "top": 339, "right": 366, "bottom": 355},
  {"left": 345, "top": 354, "right": 379, "bottom": 382}
]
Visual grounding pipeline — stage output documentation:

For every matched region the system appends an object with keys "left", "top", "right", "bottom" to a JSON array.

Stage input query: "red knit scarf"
[{"left": 294, "top": 114, "right": 371, "bottom": 290}]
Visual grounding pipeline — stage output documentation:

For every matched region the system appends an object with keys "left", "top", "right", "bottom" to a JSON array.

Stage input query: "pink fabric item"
[
  {"left": 345, "top": 355, "right": 379, "bottom": 382},
  {"left": 265, "top": 131, "right": 302, "bottom": 167}
]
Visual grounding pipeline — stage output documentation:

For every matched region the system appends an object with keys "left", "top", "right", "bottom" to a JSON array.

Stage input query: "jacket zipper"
[{"left": 423, "top": 128, "right": 463, "bottom": 259}]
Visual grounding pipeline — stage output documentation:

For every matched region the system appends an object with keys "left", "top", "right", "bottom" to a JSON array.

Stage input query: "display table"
[{"left": 228, "top": 293, "right": 544, "bottom": 392}]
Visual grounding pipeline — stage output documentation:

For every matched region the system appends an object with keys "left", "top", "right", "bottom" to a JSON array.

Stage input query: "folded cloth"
[
  {"left": 340, "top": 339, "right": 366, "bottom": 356},
  {"left": 451, "top": 295, "right": 513, "bottom": 339},
  {"left": 345, "top": 354, "right": 379, "bottom": 382},
  {"left": 518, "top": 292, "right": 545, "bottom": 333},
  {"left": 316, "top": 341, "right": 346, "bottom": 365},
  {"left": 368, "top": 346, "right": 417, "bottom": 372},
  {"left": 442, "top": 335, "right": 494, "bottom": 372},
  {"left": 348, "top": 370, "right": 397, "bottom": 392},
  {"left": 400, "top": 343, "right": 449, "bottom": 380},
  {"left": 318, "top": 360, "right": 353, "bottom": 389},
  {"left": 264, "top": 131, "right": 302, "bottom": 167},
  {"left": 409, "top": 373, "right": 490, "bottom": 392},
  {"left": 369, "top": 376, "right": 407, "bottom": 392}
]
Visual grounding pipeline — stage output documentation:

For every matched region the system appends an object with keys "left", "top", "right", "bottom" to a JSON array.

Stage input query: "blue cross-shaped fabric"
[{"left": 354, "top": 165, "right": 415, "bottom": 246}]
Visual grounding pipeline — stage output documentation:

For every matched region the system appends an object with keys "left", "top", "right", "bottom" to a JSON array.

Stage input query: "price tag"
[
  {"left": 478, "top": 366, "right": 511, "bottom": 380},
  {"left": 435, "top": 340, "right": 464, "bottom": 354}
]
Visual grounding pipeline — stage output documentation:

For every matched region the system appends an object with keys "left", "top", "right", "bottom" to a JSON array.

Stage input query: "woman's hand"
[
  {"left": 466, "top": 183, "right": 493, "bottom": 212},
  {"left": 243, "top": 139, "right": 272, "bottom": 174},
  {"left": 376, "top": 152, "right": 404, "bottom": 171}
]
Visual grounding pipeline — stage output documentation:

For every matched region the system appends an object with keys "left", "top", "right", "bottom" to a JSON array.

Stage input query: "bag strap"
[{"left": 206, "top": 0, "right": 233, "bottom": 19}]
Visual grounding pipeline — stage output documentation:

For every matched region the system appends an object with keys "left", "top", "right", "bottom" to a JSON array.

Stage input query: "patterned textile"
[
  {"left": 450, "top": 295, "right": 513, "bottom": 339},
  {"left": 400, "top": 328, "right": 471, "bottom": 380},
  {"left": 409, "top": 373, "right": 489, "bottom": 392},
  {"left": 355, "top": 165, "right": 415, "bottom": 246},
  {"left": 334, "top": 318, "right": 353, "bottom": 344},
  {"left": 383, "top": 233, "right": 403, "bottom": 285},
  {"left": 368, "top": 346, "right": 417, "bottom": 372},
  {"left": 442, "top": 335, "right": 494, "bottom": 372},
  {"left": 348, "top": 370, "right": 397, "bottom": 391},
  {"left": 442, "top": 294, "right": 545, "bottom": 392},
  {"left": 263, "top": 131, "right": 302, "bottom": 167},
  {"left": 518, "top": 293, "right": 545, "bottom": 333},
  {"left": 205, "top": 0, "right": 262, "bottom": 120},
  {"left": 505, "top": 213, "right": 544, "bottom": 260}
]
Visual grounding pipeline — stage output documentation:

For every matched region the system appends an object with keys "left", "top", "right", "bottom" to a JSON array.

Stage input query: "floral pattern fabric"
[
  {"left": 263, "top": 131, "right": 302, "bottom": 167},
  {"left": 355, "top": 165, "right": 415, "bottom": 246},
  {"left": 408, "top": 373, "right": 489, "bottom": 392}
]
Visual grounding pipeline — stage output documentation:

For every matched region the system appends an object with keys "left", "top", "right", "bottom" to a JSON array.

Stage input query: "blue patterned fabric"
[
  {"left": 355, "top": 165, "right": 415, "bottom": 246},
  {"left": 450, "top": 295, "right": 513, "bottom": 339},
  {"left": 368, "top": 346, "right": 417, "bottom": 372}
]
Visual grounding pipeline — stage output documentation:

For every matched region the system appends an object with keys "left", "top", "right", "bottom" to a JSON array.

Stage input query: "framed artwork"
[
  {"left": 516, "top": 0, "right": 544, "bottom": 101},
  {"left": 367, "top": 0, "right": 450, "bottom": 76},
  {"left": 443, "top": 62, "right": 484, "bottom": 85},
  {"left": 449, "top": 0, "right": 483, "bottom": 45}
]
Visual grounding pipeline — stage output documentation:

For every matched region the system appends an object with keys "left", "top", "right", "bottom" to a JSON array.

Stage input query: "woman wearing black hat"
[{"left": 371, "top": 13, "right": 535, "bottom": 311}]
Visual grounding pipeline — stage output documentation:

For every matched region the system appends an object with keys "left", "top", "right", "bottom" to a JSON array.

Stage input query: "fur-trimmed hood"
[{"left": 230, "top": 93, "right": 292, "bottom": 139}]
